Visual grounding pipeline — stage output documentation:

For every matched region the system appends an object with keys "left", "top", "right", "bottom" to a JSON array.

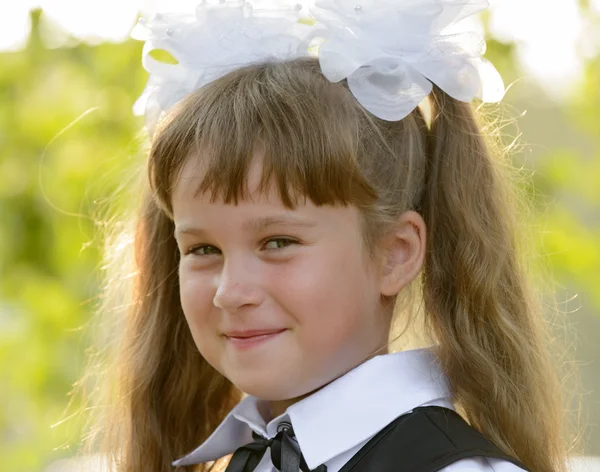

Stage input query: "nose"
[{"left": 213, "top": 256, "right": 263, "bottom": 311}]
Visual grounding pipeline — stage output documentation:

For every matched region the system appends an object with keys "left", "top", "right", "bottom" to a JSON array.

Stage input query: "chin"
[
  {"left": 236, "top": 375, "right": 328, "bottom": 403},
  {"left": 230, "top": 375, "right": 300, "bottom": 401}
]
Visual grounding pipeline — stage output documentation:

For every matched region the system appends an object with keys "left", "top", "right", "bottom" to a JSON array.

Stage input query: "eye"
[
  {"left": 263, "top": 238, "right": 297, "bottom": 250},
  {"left": 183, "top": 238, "right": 297, "bottom": 256},
  {"left": 186, "top": 245, "right": 221, "bottom": 256}
]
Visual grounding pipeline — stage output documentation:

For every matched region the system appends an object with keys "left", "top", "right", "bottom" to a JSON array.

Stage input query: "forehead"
[
  {"left": 174, "top": 149, "right": 283, "bottom": 204},
  {"left": 171, "top": 152, "right": 365, "bottom": 239}
]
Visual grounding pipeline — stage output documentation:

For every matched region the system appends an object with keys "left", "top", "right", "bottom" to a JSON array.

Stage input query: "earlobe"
[{"left": 379, "top": 211, "right": 426, "bottom": 297}]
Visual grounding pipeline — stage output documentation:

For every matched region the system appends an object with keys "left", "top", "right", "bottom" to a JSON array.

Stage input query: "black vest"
[{"left": 335, "top": 406, "right": 528, "bottom": 472}]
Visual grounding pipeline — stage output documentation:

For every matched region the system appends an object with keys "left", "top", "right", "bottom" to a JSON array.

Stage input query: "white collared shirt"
[{"left": 173, "top": 348, "right": 526, "bottom": 472}]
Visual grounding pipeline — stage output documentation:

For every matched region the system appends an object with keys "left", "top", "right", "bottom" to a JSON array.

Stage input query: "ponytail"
[
  {"left": 82, "top": 58, "right": 575, "bottom": 471},
  {"left": 420, "top": 86, "right": 569, "bottom": 472},
  {"left": 86, "top": 191, "right": 242, "bottom": 471}
]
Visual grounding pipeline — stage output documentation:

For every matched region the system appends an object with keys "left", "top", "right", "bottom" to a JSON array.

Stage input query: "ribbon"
[{"left": 224, "top": 425, "right": 327, "bottom": 472}]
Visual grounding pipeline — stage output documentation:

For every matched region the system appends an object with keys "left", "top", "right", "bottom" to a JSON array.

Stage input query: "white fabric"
[
  {"left": 131, "top": 0, "right": 504, "bottom": 135},
  {"left": 173, "top": 348, "right": 526, "bottom": 472},
  {"left": 310, "top": 0, "right": 504, "bottom": 120},
  {"left": 131, "top": 1, "right": 315, "bottom": 135}
]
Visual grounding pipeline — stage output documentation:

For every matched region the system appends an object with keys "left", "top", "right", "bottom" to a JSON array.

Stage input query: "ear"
[{"left": 378, "top": 211, "right": 426, "bottom": 297}]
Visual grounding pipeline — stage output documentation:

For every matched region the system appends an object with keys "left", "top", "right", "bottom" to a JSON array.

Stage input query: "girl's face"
[{"left": 172, "top": 155, "right": 392, "bottom": 403}]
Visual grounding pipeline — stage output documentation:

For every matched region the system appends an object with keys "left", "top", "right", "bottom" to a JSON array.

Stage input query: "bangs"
[{"left": 148, "top": 57, "right": 378, "bottom": 216}]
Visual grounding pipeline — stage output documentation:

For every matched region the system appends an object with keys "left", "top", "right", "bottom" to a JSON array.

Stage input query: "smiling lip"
[
  {"left": 225, "top": 328, "right": 287, "bottom": 338},
  {"left": 224, "top": 328, "right": 287, "bottom": 350}
]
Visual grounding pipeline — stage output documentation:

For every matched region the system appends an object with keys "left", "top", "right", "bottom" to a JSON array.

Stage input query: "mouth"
[
  {"left": 224, "top": 329, "right": 288, "bottom": 349},
  {"left": 224, "top": 328, "right": 288, "bottom": 338}
]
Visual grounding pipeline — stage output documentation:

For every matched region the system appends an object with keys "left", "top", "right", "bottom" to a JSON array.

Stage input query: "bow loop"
[
  {"left": 310, "top": 0, "right": 504, "bottom": 120},
  {"left": 131, "top": 0, "right": 504, "bottom": 133},
  {"left": 224, "top": 431, "right": 270, "bottom": 472},
  {"left": 270, "top": 428, "right": 302, "bottom": 472},
  {"left": 224, "top": 425, "right": 323, "bottom": 472}
]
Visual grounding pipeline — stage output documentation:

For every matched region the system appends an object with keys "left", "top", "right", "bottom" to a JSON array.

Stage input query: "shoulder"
[{"left": 439, "top": 457, "right": 528, "bottom": 472}]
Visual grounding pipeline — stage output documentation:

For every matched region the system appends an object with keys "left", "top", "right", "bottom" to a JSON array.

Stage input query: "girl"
[{"left": 81, "top": 1, "right": 575, "bottom": 471}]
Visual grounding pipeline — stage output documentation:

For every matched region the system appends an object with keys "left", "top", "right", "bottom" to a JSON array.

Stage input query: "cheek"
[
  {"left": 275, "top": 247, "right": 378, "bottom": 337},
  {"left": 178, "top": 269, "right": 227, "bottom": 371},
  {"left": 179, "top": 268, "right": 217, "bottom": 331}
]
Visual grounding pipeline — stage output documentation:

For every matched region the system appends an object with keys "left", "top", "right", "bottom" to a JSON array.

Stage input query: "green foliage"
[
  {"left": 532, "top": 57, "right": 600, "bottom": 308},
  {"left": 0, "top": 7, "right": 598, "bottom": 472},
  {"left": 0, "top": 10, "right": 146, "bottom": 471}
]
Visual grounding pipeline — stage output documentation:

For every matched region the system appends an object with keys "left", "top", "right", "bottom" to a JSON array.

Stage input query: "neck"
[
  {"left": 268, "top": 345, "right": 390, "bottom": 418},
  {"left": 269, "top": 390, "right": 314, "bottom": 418}
]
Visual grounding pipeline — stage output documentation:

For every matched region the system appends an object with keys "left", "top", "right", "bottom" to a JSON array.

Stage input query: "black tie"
[{"left": 224, "top": 425, "right": 327, "bottom": 472}]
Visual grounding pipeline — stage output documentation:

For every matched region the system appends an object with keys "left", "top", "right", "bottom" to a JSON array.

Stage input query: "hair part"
[{"left": 83, "top": 57, "right": 575, "bottom": 471}]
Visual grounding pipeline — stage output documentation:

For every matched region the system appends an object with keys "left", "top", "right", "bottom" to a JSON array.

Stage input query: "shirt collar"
[{"left": 173, "top": 347, "right": 451, "bottom": 469}]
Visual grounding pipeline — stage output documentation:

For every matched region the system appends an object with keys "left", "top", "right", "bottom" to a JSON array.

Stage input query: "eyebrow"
[{"left": 175, "top": 216, "right": 318, "bottom": 237}]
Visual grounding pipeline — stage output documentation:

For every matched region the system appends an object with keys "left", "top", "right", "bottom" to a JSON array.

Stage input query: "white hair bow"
[{"left": 131, "top": 0, "right": 504, "bottom": 135}]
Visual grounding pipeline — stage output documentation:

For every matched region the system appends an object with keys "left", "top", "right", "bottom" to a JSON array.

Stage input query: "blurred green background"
[{"left": 0, "top": 3, "right": 599, "bottom": 471}]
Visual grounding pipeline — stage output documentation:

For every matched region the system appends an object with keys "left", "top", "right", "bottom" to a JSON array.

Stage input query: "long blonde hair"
[{"left": 81, "top": 57, "right": 574, "bottom": 471}]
